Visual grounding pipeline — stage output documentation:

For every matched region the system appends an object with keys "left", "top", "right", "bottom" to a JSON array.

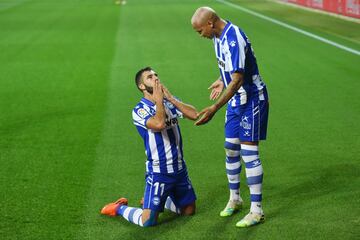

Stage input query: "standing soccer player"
[
  {"left": 191, "top": 7, "right": 269, "bottom": 227},
  {"left": 101, "top": 67, "right": 198, "bottom": 227}
]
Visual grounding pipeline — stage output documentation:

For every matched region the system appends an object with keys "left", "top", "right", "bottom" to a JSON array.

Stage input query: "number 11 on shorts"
[{"left": 154, "top": 182, "right": 164, "bottom": 196}]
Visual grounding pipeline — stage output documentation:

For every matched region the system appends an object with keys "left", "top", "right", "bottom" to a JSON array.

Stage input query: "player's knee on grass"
[
  {"left": 180, "top": 202, "right": 196, "bottom": 216},
  {"left": 141, "top": 209, "right": 159, "bottom": 227}
]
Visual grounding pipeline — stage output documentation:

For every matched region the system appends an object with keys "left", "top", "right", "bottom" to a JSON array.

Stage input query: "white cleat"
[{"left": 236, "top": 212, "right": 265, "bottom": 227}]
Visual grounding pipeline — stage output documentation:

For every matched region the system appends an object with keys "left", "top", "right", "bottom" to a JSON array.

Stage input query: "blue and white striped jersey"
[
  {"left": 214, "top": 21, "right": 268, "bottom": 107},
  {"left": 132, "top": 97, "right": 186, "bottom": 175}
]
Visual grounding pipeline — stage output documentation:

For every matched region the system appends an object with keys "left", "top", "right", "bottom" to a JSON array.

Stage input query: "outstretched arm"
[
  {"left": 195, "top": 72, "right": 244, "bottom": 126},
  {"left": 162, "top": 85, "right": 198, "bottom": 121}
]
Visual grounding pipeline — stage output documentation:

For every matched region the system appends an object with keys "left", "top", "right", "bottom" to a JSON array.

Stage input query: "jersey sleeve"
[
  {"left": 132, "top": 107, "right": 152, "bottom": 129},
  {"left": 227, "top": 28, "right": 246, "bottom": 74},
  {"left": 173, "top": 97, "right": 184, "bottom": 119},
  {"left": 165, "top": 97, "right": 183, "bottom": 119}
]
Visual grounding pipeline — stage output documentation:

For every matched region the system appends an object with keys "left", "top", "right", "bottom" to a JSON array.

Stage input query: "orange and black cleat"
[{"left": 100, "top": 197, "right": 128, "bottom": 216}]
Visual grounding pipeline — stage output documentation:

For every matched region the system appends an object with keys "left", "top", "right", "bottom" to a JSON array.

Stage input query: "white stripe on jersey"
[
  {"left": 173, "top": 126, "right": 183, "bottom": 171},
  {"left": 148, "top": 131, "right": 160, "bottom": 173},
  {"left": 222, "top": 37, "right": 232, "bottom": 73},
  {"left": 253, "top": 75, "right": 265, "bottom": 100},
  {"left": 162, "top": 130, "right": 175, "bottom": 174},
  {"left": 233, "top": 25, "right": 247, "bottom": 71},
  {"left": 233, "top": 26, "right": 248, "bottom": 105},
  {"left": 132, "top": 111, "right": 147, "bottom": 129},
  {"left": 133, "top": 121, "right": 145, "bottom": 128}
]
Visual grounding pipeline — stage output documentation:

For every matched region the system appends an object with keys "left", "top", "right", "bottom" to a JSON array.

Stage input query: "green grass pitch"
[{"left": 1, "top": 0, "right": 359, "bottom": 239}]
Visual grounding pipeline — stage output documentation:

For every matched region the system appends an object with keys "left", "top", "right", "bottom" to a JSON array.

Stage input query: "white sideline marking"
[{"left": 216, "top": 0, "right": 360, "bottom": 56}]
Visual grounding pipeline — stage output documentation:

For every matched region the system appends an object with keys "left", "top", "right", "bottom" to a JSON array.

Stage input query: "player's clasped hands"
[
  {"left": 153, "top": 80, "right": 164, "bottom": 104},
  {"left": 195, "top": 104, "right": 217, "bottom": 126},
  {"left": 161, "top": 84, "right": 174, "bottom": 102}
]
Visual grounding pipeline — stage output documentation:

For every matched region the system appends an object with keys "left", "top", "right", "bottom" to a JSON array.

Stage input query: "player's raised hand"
[
  {"left": 208, "top": 79, "right": 224, "bottom": 100},
  {"left": 153, "top": 80, "right": 164, "bottom": 104},
  {"left": 195, "top": 105, "right": 217, "bottom": 126},
  {"left": 161, "top": 84, "right": 174, "bottom": 102}
]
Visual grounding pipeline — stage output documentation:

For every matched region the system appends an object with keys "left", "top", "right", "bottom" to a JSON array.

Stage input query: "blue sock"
[
  {"left": 241, "top": 144, "right": 263, "bottom": 214},
  {"left": 225, "top": 138, "right": 242, "bottom": 201}
]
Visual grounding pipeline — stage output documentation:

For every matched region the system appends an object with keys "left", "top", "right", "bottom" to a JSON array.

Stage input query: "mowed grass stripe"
[
  {"left": 76, "top": 6, "right": 137, "bottom": 239},
  {"left": 0, "top": 0, "right": 31, "bottom": 12},
  {"left": 1, "top": 1, "right": 119, "bottom": 239}
]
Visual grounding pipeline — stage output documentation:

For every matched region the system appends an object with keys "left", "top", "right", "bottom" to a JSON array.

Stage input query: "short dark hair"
[{"left": 135, "top": 66, "right": 153, "bottom": 92}]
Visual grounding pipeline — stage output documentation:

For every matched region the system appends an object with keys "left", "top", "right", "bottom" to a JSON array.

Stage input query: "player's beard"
[{"left": 144, "top": 84, "right": 153, "bottom": 94}]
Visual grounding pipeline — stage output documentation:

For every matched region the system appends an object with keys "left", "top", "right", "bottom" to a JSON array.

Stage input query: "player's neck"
[
  {"left": 143, "top": 93, "right": 155, "bottom": 104},
  {"left": 214, "top": 19, "right": 227, "bottom": 38}
]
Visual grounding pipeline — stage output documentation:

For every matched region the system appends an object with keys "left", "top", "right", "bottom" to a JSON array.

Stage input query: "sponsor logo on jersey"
[
  {"left": 218, "top": 59, "right": 225, "bottom": 68},
  {"left": 165, "top": 118, "right": 178, "bottom": 127}
]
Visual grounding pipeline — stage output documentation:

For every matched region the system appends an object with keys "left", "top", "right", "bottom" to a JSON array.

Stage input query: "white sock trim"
[{"left": 240, "top": 144, "right": 258, "bottom": 151}]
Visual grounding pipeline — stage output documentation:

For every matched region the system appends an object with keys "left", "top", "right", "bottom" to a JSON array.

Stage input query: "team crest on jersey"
[
  {"left": 230, "top": 40, "right": 236, "bottom": 47},
  {"left": 137, "top": 108, "right": 149, "bottom": 118},
  {"left": 152, "top": 196, "right": 160, "bottom": 206}
]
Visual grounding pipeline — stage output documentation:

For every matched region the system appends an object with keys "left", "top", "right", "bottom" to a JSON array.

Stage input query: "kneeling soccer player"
[{"left": 101, "top": 67, "right": 198, "bottom": 227}]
